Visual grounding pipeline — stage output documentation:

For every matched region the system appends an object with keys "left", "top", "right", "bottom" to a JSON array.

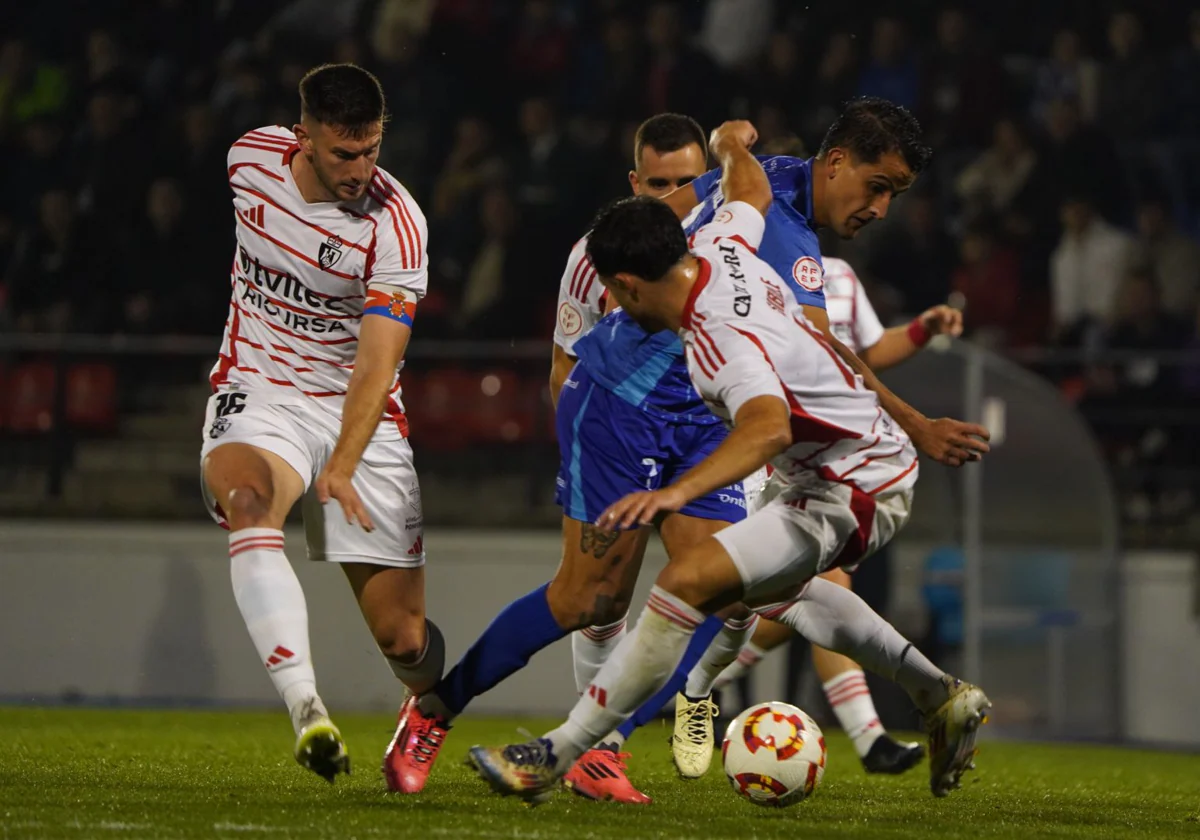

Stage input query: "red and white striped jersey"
[
  {"left": 211, "top": 126, "right": 428, "bottom": 438},
  {"left": 552, "top": 234, "right": 605, "bottom": 355},
  {"left": 682, "top": 202, "right": 917, "bottom": 497},
  {"left": 823, "top": 257, "right": 885, "bottom": 355}
]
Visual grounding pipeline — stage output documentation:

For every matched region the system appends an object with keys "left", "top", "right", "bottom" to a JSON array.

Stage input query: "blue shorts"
[{"left": 554, "top": 366, "right": 747, "bottom": 525}]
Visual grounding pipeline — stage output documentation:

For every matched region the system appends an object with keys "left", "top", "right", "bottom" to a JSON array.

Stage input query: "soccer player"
[
  {"left": 385, "top": 113, "right": 749, "bottom": 803},
  {"left": 200, "top": 64, "right": 442, "bottom": 783},
  {"left": 468, "top": 122, "right": 991, "bottom": 802},
  {"left": 703, "top": 258, "right": 964, "bottom": 768},
  {"left": 659, "top": 257, "right": 964, "bottom": 777}
]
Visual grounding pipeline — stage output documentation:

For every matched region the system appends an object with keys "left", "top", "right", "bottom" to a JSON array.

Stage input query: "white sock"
[
  {"left": 229, "top": 528, "right": 322, "bottom": 734},
  {"left": 571, "top": 614, "right": 627, "bottom": 694},
  {"left": 764, "top": 577, "right": 948, "bottom": 713},
  {"left": 684, "top": 614, "right": 759, "bottom": 698},
  {"left": 823, "top": 670, "right": 884, "bottom": 757},
  {"left": 713, "top": 642, "right": 767, "bottom": 691},
  {"left": 545, "top": 587, "right": 702, "bottom": 772}
]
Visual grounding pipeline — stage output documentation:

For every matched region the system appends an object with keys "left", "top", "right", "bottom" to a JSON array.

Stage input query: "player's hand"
[
  {"left": 918, "top": 304, "right": 963, "bottom": 338},
  {"left": 911, "top": 417, "right": 991, "bottom": 467},
  {"left": 315, "top": 467, "right": 375, "bottom": 532},
  {"left": 597, "top": 487, "right": 688, "bottom": 530},
  {"left": 710, "top": 120, "right": 758, "bottom": 155}
]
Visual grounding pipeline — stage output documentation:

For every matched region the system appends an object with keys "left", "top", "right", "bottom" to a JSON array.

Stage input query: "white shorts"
[
  {"left": 716, "top": 478, "right": 912, "bottom": 606},
  {"left": 200, "top": 390, "right": 425, "bottom": 568}
]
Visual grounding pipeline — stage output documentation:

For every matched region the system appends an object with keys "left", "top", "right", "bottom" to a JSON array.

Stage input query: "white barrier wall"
[{"left": 0, "top": 521, "right": 793, "bottom": 716}]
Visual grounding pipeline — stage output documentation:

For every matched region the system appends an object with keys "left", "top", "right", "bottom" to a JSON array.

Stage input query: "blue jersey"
[
  {"left": 571, "top": 309, "right": 718, "bottom": 425},
  {"left": 685, "top": 156, "right": 827, "bottom": 308}
]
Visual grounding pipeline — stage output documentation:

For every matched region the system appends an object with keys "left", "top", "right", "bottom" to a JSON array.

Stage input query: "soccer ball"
[{"left": 722, "top": 701, "right": 827, "bottom": 807}]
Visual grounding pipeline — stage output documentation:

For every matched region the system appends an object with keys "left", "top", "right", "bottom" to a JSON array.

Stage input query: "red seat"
[
  {"left": 402, "top": 367, "right": 476, "bottom": 451},
  {"left": 470, "top": 369, "right": 535, "bottom": 444},
  {"left": 7, "top": 362, "right": 57, "bottom": 433},
  {"left": 65, "top": 363, "right": 117, "bottom": 431}
]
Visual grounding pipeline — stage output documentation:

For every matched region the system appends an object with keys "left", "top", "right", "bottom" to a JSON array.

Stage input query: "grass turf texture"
[{"left": 2, "top": 708, "right": 1197, "bottom": 839}]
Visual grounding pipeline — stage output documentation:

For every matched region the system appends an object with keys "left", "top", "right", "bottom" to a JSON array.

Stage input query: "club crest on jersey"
[
  {"left": 558, "top": 301, "right": 583, "bottom": 336},
  {"left": 792, "top": 256, "right": 824, "bottom": 292},
  {"left": 318, "top": 236, "right": 344, "bottom": 269}
]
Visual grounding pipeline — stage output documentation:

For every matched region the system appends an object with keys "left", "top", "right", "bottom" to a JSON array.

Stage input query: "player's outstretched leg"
[
  {"left": 385, "top": 519, "right": 649, "bottom": 794},
  {"left": 467, "top": 537, "right": 748, "bottom": 803},
  {"left": 765, "top": 577, "right": 990, "bottom": 797},
  {"left": 204, "top": 443, "right": 350, "bottom": 783},
  {"left": 811, "top": 568, "right": 924, "bottom": 774}
]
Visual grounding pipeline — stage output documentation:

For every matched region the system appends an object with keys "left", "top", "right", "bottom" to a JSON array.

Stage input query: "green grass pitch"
[{"left": 2, "top": 707, "right": 1198, "bottom": 839}]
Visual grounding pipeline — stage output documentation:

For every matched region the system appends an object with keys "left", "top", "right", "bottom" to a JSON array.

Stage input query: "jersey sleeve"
[
  {"left": 366, "top": 177, "right": 429, "bottom": 302},
  {"left": 850, "top": 269, "right": 886, "bottom": 350},
  {"left": 690, "top": 166, "right": 722, "bottom": 199},
  {"left": 688, "top": 201, "right": 767, "bottom": 254},
  {"left": 688, "top": 322, "right": 788, "bottom": 422},
  {"left": 553, "top": 237, "right": 604, "bottom": 354}
]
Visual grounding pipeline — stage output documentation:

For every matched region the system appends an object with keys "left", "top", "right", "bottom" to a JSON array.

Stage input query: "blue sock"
[
  {"left": 614, "top": 614, "right": 725, "bottom": 741},
  {"left": 434, "top": 583, "right": 565, "bottom": 716}
]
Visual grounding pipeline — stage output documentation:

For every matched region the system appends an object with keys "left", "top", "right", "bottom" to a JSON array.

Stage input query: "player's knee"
[
  {"left": 546, "top": 577, "right": 626, "bottom": 631},
  {"left": 373, "top": 613, "right": 427, "bottom": 664},
  {"left": 224, "top": 483, "right": 274, "bottom": 529},
  {"left": 656, "top": 558, "right": 709, "bottom": 611}
]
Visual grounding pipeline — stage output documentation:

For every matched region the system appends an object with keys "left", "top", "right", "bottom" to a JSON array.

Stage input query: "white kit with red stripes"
[
  {"left": 681, "top": 202, "right": 918, "bottom": 499},
  {"left": 821, "top": 257, "right": 886, "bottom": 356},
  {"left": 213, "top": 126, "right": 428, "bottom": 438},
  {"left": 552, "top": 233, "right": 606, "bottom": 355}
]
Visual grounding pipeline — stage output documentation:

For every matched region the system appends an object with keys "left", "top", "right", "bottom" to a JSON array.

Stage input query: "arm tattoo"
[{"left": 579, "top": 523, "right": 621, "bottom": 559}]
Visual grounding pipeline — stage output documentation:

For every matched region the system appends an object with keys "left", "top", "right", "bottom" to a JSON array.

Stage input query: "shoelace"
[
  {"left": 502, "top": 740, "right": 552, "bottom": 768},
  {"left": 410, "top": 720, "right": 447, "bottom": 765},
  {"left": 679, "top": 699, "right": 718, "bottom": 743}
]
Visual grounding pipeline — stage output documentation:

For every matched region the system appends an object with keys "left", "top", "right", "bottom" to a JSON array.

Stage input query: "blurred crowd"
[{"left": 2, "top": 0, "right": 1199, "bottom": 520}]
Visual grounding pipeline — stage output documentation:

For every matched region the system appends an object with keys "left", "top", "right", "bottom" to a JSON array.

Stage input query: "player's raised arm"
[{"left": 710, "top": 121, "right": 771, "bottom": 217}]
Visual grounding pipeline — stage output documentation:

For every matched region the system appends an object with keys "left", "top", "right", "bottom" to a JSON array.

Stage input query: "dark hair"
[
  {"left": 299, "top": 63, "right": 387, "bottom": 137},
  {"left": 586, "top": 196, "right": 688, "bottom": 282},
  {"left": 817, "top": 96, "right": 932, "bottom": 175},
  {"left": 634, "top": 113, "right": 707, "bottom": 166}
]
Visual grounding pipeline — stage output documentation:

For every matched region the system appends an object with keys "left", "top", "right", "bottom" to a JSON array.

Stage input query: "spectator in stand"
[
  {"left": 453, "top": 186, "right": 537, "bottom": 339},
  {"left": 1098, "top": 11, "right": 1164, "bottom": 146},
  {"left": 1043, "top": 96, "right": 1130, "bottom": 226},
  {"left": 0, "top": 38, "right": 69, "bottom": 140},
  {"left": 1050, "top": 193, "right": 1137, "bottom": 339},
  {"left": 6, "top": 189, "right": 106, "bottom": 332},
  {"left": 866, "top": 192, "right": 955, "bottom": 316},
  {"left": 857, "top": 17, "right": 919, "bottom": 112},
  {"left": 799, "top": 32, "right": 859, "bottom": 155},
  {"left": 508, "top": 0, "right": 572, "bottom": 97},
  {"left": 509, "top": 95, "right": 583, "bottom": 255},
  {"left": 742, "top": 33, "right": 804, "bottom": 126},
  {"left": 642, "top": 1, "right": 726, "bottom": 129},
  {"left": 1031, "top": 28, "right": 1099, "bottom": 129},
  {"left": 950, "top": 221, "right": 1024, "bottom": 346},
  {"left": 920, "top": 6, "right": 1007, "bottom": 150},
  {"left": 8, "top": 117, "right": 67, "bottom": 219},
  {"left": 1134, "top": 196, "right": 1200, "bottom": 318},
  {"left": 955, "top": 116, "right": 1040, "bottom": 223},
  {"left": 698, "top": 0, "right": 773, "bottom": 75},
  {"left": 370, "top": 11, "right": 452, "bottom": 197}
]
